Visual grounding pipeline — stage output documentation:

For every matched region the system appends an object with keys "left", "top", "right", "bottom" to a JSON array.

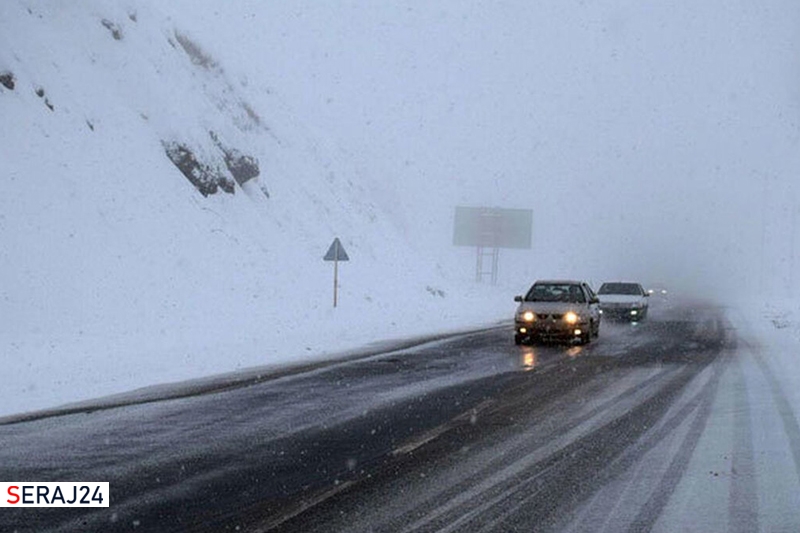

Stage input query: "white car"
[{"left": 597, "top": 282, "right": 649, "bottom": 321}]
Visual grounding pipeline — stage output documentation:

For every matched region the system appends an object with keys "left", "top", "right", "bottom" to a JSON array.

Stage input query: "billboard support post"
[{"left": 453, "top": 206, "right": 532, "bottom": 284}]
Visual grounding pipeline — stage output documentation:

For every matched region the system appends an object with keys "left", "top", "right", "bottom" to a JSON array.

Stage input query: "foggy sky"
[{"left": 174, "top": 0, "right": 800, "bottom": 300}]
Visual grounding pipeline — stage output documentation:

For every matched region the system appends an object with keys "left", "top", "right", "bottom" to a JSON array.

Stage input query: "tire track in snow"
[
  {"left": 547, "top": 316, "right": 730, "bottom": 533},
  {"left": 562, "top": 362, "right": 721, "bottom": 533},
  {"left": 623, "top": 354, "right": 725, "bottom": 533},
  {"left": 391, "top": 366, "right": 679, "bottom": 533},
  {"left": 616, "top": 314, "right": 736, "bottom": 532},
  {"left": 747, "top": 339, "right": 800, "bottom": 486},
  {"left": 409, "top": 354, "right": 719, "bottom": 532},
  {"left": 388, "top": 367, "right": 682, "bottom": 533},
  {"left": 727, "top": 351, "right": 760, "bottom": 533},
  {"left": 261, "top": 307, "right": 729, "bottom": 533}
]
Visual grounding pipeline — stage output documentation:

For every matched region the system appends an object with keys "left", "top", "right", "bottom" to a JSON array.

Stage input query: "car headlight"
[
  {"left": 564, "top": 311, "right": 578, "bottom": 324},
  {"left": 522, "top": 311, "right": 535, "bottom": 322}
]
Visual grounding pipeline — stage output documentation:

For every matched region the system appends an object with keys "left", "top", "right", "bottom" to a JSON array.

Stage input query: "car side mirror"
[
  {"left": 644, "top": 292, "right": 650, "bottom": 297},
  {"left": 514, "top": 295, "right": 523, "bottom": 302},
  {"left": 591, "top": 297, "right": 600, "bottom": 304}
]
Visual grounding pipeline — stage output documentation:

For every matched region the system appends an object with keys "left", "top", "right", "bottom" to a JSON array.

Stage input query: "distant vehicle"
[
  {"left": 647, "top": 287, "right": 668, "bottom": 295},
  {"left": 597, "top": 282, "right": 649, "bottom": 321},
  {"left": 514, "top": 280, "right": 601, "bottom": 345}
]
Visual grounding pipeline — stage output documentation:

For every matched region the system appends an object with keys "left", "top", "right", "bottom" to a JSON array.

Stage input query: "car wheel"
[
  {"left": 514, "top": 334, "right": 524, "bottom": 346},
  {"left": 580, "top": 324, "right": 592, "bottom": 345}
]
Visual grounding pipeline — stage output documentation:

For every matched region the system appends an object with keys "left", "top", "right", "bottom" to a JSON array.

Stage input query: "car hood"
[
  {"left": 598, "top": 294, "right": 646, "bottom": 305},
  {"left": 516, "top": 301, "right": 585, "bottom": 314}
]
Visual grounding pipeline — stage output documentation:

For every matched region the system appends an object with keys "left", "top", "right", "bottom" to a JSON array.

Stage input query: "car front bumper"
[
  {"left": 600, "top": 306, "right": 646, "bottom": 320},
  {"left": 515, "top": 320, "right": 587, "bottom": 341}
]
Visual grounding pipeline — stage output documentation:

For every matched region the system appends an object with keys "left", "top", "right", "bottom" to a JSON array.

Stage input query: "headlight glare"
[
  {"left": 564, "top": 311, "right": 578, "bottom": 324},
  {"left": 522, "top": 311, "right": 535, "bottom": 322}
]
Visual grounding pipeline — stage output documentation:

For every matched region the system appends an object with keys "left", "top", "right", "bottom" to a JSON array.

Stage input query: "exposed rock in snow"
[
  {"left": 210, "top": 130, "right": 260, "bottom": 187},
  {"left": 101, "top": 18, "right": 123, "bottom": 41},
  {"left": 0, "top": 71, "right": 14, "bottom": 90},
  {"left": 163, "top": 141, "right": 235, "bottom": 196}
]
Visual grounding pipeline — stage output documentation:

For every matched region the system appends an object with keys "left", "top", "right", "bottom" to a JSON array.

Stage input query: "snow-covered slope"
[
  {"left": 4, "top": 0, "right": 799, "bottom": 419},
  {"left": 0, "top": 1, "right": 509, "bottom": 417}
]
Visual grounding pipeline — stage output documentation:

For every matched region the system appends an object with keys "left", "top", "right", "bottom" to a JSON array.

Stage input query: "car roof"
[
  {"left": 533, "top": 280, "right": 585, "bottom": 285},
  {"left": 600, "top": 281, "right": 641, "bottom": 286}
]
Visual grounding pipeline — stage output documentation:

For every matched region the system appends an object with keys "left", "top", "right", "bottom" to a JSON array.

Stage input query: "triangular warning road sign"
[{"left": 323, "top": 237, "right": 349, "bottom": 261}]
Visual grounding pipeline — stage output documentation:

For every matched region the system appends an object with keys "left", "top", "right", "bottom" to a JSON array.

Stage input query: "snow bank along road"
[{"left": 1, "top": 300, "right": 798, "bottom": 532}]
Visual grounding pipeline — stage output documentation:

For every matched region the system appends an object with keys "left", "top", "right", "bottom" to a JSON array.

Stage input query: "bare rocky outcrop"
[
  {"left": 101, "top": 19, "right": 123, "bottom": 40},
  {"left": 163, "top": 141, "right": 234, "bottom": 197},
  {"left": 209, "top": 131, "right": 260, "bottom": 186},
  {"left": 0, "top": 71, "right": 14, "bottom": 90},
  {"left": 35, "top": 86, "right": 54, "bottom": 110},
  {"left": 224, "top": 149, "right": 260, "bottom": 185}
]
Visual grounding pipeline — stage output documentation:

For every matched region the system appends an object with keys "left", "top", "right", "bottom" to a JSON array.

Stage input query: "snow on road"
[{"left": 582, "top": 302, "right": 800, "bottom": 533}]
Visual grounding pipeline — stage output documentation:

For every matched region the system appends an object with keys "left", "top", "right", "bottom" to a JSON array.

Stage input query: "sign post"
[{"left": 323, "top": 237, "right": 349, "bottom": 307}]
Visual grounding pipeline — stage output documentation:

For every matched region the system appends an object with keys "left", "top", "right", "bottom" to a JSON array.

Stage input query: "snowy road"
[{"left": 1, "top": 300, "right": 799, "bottom": 532}]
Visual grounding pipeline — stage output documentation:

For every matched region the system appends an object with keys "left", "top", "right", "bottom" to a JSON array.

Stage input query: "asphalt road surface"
[{"left": 1, "top": 298, "right": 789, "bottom": 532}]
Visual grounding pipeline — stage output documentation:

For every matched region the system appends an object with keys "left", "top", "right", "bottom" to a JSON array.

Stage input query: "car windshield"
[
  {"left": 526, "top": 284, "right": 585, "bottom": 303},
  {"left": 598, "top": 283, "right": 643, "bottom": 296}
]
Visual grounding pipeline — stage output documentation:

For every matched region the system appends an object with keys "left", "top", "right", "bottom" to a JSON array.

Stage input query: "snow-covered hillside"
[
  {"left": 0, "top": 1, "right": 510, "bottom": 417},
  {"left": 3, "top": 0, "right": 799, "bottom": 419}
]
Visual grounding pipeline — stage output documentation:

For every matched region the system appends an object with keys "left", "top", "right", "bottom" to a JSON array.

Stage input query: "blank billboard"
[{"left": 453, "top": 206, "right": 532, "bottom": 249}]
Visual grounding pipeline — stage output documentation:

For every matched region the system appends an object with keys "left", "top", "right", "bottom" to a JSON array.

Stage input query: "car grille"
[{"left": 537, "top": 313, "right": 564, "bottom": 320}]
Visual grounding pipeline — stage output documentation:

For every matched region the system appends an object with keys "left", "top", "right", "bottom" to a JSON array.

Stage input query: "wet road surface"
[{"left": 2, "top": 300, "right": 789, "bottom": 532}]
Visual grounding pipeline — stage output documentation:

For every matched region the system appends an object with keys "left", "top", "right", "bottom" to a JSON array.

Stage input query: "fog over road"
[{"left": 1, "top": 298, "right": 797, "bottom": 532}]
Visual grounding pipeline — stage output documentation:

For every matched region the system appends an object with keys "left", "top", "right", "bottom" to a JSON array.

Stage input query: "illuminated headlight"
[
  {"left": 564, "top": 312, "right": 578, "bottom": 324},
  {"left": 519, "top": 327, "right": 528, "bottom": 334},
  {"left": 630, "top": 310, "right": 639, "bottom": 316},
  {"left": 522, "top": 311, "right": 535, "bottom": 322}
]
